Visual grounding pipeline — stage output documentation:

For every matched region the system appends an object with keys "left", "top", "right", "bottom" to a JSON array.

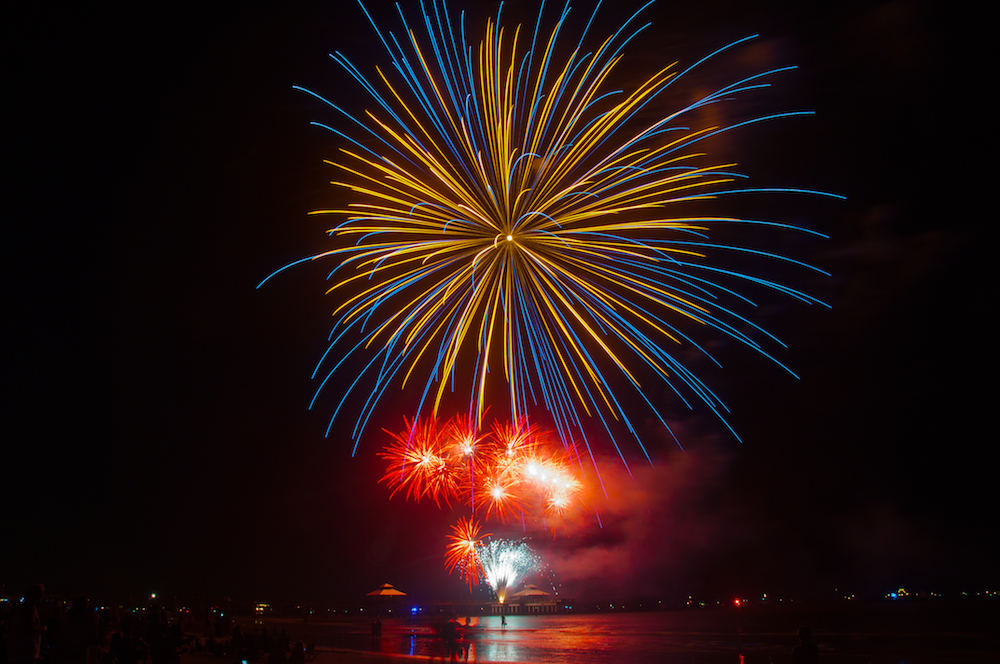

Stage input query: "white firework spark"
[{"left": 478, "top": 539, "right": 538, "bottom": 604}]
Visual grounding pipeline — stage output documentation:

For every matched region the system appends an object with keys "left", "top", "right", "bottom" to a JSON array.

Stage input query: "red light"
[{"left": 734, "top": 598, "right": 741, "bottom": 606}]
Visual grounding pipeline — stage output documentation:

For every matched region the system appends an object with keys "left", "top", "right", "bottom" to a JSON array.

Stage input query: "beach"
[
  {"left": 185, "top": 652, "right": 425, "bottom": 664},
  {"left": 188, "top": 602, "right": 1000, "bottom": 664}
]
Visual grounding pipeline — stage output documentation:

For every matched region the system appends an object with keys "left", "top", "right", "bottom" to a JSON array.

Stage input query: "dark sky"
[{"left": 3, "top": 0, "right": 988, "bottom": 605}]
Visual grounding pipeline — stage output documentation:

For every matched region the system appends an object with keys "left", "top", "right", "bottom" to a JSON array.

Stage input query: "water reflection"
[
  {"left": 370, "top": 614, "right": 760, "bottom": 663},
  {"left": 284, "top": 603, "right": 997, "bottom": 663}
]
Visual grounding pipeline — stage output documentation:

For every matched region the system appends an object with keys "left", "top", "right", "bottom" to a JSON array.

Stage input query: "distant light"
[{"left": 506, "top": 235, "right": 513, "bottom": 241}]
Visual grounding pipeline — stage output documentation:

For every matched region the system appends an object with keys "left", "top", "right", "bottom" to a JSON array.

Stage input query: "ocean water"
[{"left": 271, "top": 602, "right": 998, "bottom": 663}]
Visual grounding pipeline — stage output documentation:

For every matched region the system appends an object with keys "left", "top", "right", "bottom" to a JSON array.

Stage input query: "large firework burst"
[{"left": 262, "top": 0, "right": 840, "bottom": 462}]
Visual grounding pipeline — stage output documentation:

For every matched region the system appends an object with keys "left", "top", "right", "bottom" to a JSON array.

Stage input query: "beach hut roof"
[{"left": 366, "top": 583, "right": 407, "bottom": 596}]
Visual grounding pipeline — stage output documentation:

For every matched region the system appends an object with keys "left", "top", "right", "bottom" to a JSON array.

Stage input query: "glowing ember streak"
[
  {"left": 261, "top": 0, "right": 842, "bottom": 461},
  {"left": 478, "top": 539, "right": 538, "bottom": 604}
]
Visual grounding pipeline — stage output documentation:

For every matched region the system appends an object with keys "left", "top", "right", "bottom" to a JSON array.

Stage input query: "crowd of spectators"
[
  {"left": 1, "top": 586, "right": 307, "bottom": 664},
  {"left": 202, "top": 625, "right": 305, "bottom": 664},
  {"left": 1, "top": 585, "right": 197, "bottom": 664}
]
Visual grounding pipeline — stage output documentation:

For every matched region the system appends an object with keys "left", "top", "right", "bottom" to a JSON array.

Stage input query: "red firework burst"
[{"left": 445, "top": 516, "right": 489, "bottom": 590}]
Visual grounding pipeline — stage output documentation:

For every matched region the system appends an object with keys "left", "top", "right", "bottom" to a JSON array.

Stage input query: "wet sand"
[
  {"left": 183, "top": 652, "right": 420, "bottom": 664},
  {"left": 181, "top": 645, "right": 488, "bottom": 664},
  {"left": 180, "top": 601, "right": 1000, "bottom": 663}
]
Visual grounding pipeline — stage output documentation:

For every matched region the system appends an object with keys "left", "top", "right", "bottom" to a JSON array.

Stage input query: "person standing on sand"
[
  {"left": 792, "top": 626, "right": 818, "bottom": 664},
  {"left": 55, "top": 597, "right": 99, "bottom": 664},
  {"left": 442, "top": 618, "right": 459, "bottom": 662},
  {"left": 5, "top": 585, "right": 45, "bottom": 664},
  {"left": 287, "top": 642, "right": 304, "bottom": 664},
  {"left": 266, "top": 639, "right": 286, "bottom": 664}
]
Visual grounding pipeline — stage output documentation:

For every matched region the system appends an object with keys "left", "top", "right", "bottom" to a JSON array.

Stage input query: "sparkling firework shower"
[
  {"left": 478, "top": 538, "right": 539, "bottom": 604},
  {"left": 261, "top": 0, "right": 841, "bottom": 464}
]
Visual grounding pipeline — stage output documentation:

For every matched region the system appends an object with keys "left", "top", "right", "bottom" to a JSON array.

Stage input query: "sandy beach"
[
  {"left": 182, "top": 649, "right": 482, "bottom": 664},
  {"left": 171, "top": 600, "right": 1000, "bottom": 664}
]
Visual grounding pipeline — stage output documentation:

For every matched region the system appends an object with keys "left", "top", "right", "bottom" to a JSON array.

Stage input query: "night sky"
[{"left": 3, "top": 0, "right": 989, "bottom": 605}]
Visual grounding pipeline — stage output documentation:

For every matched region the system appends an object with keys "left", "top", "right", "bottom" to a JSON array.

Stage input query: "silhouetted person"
[
  {"left": 456, "top": 627, "right": 470, "bottom": 662},
  {"left": 500, "top": 613, "right": 506, "bottom": 630},
  {"left": 441, "top": 618, "right": 459, "bottom": 662},
  {"left": 55, "top": 597, "right": 99, "bottom": 664},
  {"left": 287, "top": 642, "right": 304, "bottom": 664},
  {"left": 371, "top": 616, "right": 381, "bottom": 640},
  {"left": 265, "top": 640, "right": 285, "bottom": 664},
  {"left": 110, "top": 613, "right": 140, "bottom": 664},
  {"left": 148, "top": 616, "right": 181, "bottom": 664},
  {"left": 230, "top": 625, "right": 243, "bottom": 661},
  {"left": 243, "top": 628, "right": 261, "bottom": 663},
  {"left": 5, "top": 585, "right": 45, "bottom": 664},
  {"left": 792, "top": 626, "right": 818, "bottom": 664}
]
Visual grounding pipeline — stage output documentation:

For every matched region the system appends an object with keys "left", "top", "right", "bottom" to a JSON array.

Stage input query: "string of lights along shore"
[{"left": 260, "top": 0, "right": 842, "bottom": 596}]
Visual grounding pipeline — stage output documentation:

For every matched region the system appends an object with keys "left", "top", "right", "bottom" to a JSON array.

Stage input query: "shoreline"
[
  {"left": 177, "top": 603, "right": 1000, "bottom": 663},
  {"left": 181, "top": 646, "right": 516, "bottom": 664}
]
